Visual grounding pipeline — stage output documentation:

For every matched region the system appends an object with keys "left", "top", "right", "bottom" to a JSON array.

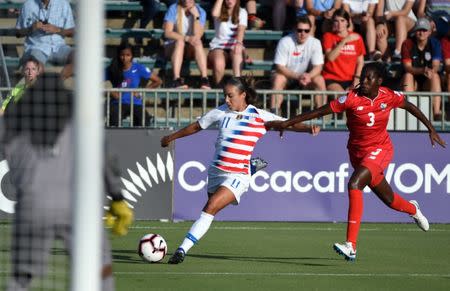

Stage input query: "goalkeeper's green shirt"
[{"left": 2, "top": 83, "right": 26, "bottom": 111}]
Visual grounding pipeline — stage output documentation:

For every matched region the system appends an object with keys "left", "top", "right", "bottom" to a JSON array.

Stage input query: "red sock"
[
  {"left": 389, "top": 193, "right": 416, "bottom": 215},
  {"left": 346, "top": 189, "right": 363, "bottom": 250}
]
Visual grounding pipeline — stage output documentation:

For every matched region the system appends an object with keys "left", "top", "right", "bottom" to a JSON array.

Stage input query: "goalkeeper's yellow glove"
[{"left": 105, "top": 200, "right": 134, "bottom": 236}]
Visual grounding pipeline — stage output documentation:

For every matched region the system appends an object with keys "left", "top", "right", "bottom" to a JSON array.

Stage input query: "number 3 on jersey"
[{"left": 366, "top": 112, "right": 375, "bottom": 127}]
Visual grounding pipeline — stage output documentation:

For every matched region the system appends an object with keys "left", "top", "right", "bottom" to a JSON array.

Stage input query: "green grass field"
[
  {"left": 1, "top": 221, "right": 449, "bottom": 290},
  {"left": 112, "top": 221, "right": 450, "bottom": 291}
]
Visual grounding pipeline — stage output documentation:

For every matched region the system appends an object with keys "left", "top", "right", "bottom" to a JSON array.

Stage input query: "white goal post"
[{"left": 71, "top": 0, "right": 105, "bottom": 290}]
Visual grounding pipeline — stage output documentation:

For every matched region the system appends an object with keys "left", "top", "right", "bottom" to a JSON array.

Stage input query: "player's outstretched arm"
[
  {"left": 266, "top": 104, "right": 333, "bottom": 132},
  {"left": 282, "top": 104, "right": 333, "bottom": 129},
  {"left": 287, "top": 123, "right": 321, "bottom": 136},
  {"left": 161, "top": 121, "right": 202, "bottom": 147},
  {"left": 401, "top": 100, "right": 447, "bottom": 148}
]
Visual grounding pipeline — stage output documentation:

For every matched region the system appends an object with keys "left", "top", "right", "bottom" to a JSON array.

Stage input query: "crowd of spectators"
[{"left": 8, "top": 0, "right": 450, "bottom": 121}]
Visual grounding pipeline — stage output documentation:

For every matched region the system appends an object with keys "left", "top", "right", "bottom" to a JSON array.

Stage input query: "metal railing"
[
  {"left": 1, "top": 87, "right": 449, "bottom": 131},
  {"left": 103, "top": 88, "right": 450, "bottom": 131}
]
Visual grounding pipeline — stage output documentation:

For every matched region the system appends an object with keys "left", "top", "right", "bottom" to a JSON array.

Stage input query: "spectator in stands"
[
  {"left": 298, "top": 0, "right": 343, "bottom": 36},
  {"left": 163, "top": 0, "right": 210, "bottom": 89},
  {"left": 375, "top": 0, "right": 416, "bottom": 62},
  {"left": 245, "top": 0, "right": 265, "bottom": 29},
  {"left": 128, "top": 0, "right": 161, "bottom": 45},
  {"left": 105, "top": 43, "right": 162, "bottom": 127},
  {"left": 270, "top": 16, "right": 326, "bottom": 114},
  {"left": 139, "top": 0, "right": 161, "bottom": 30},
  {"left": 416, "top": 0, "right": 450, "bottom": 19},
  {"left": 443, "top": 37, "right": 449, "bottom": 121},
  {"left": 322, "top": 8, "right": 365, "bottom": 92},
  {"left": 1, "top": 56, "right": 42, "bottom": 114},
  {"left": 401, "top": 18, "right": 443, "bottom": 120},
  {"left": 343, "top": 0, "right": 381, "bottom": 61},
  {"left": 440, "top": 20, "right": 449, "bottom": 95},
  {"left": 208, "top": 0, "right": 248, "bottom": 87},
  {"left": 15, "top": 0, "right": 75, "bottom": 67},
  {"left": 273, "top": 0, "right": 304, "bottom": 31}
]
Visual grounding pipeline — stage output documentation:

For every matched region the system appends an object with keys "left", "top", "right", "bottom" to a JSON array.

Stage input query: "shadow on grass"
[
  {"left": 112, "top": 249, "right": 147, "bottom": 264},
  {"left": 112, "top": 250, "right": 340, "bottom": 266},
  {"left": 186, "top": 253, "right": 338, "bottom": 266}
]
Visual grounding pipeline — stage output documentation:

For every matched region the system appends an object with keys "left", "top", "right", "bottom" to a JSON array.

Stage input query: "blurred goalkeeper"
[{"left": 2, "top": 72, "right": 133, "bottom": 291}]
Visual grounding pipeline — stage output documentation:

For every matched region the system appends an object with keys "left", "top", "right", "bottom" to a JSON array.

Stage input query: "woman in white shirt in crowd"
[{"left": 208, "top": 0, "right": 248, "bottom": 87}]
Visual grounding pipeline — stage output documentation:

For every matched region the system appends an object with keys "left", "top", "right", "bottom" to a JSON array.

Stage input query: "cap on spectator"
[{"left": 412, "top": 18, "right": 431, "bottom": 32}]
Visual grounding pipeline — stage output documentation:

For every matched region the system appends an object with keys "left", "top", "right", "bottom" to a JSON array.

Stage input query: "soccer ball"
[{"left": 138, "top": 233, "right": 168, "bottom": 263}]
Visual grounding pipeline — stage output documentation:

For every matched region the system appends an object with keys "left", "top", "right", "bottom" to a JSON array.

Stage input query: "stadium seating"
[{"left": 0, "top": 0, "right": 142, "bottom": 11}]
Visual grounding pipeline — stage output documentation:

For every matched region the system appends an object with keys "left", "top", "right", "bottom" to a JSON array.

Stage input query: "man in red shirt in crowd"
[
  {"left": 401, "top": 18, "right": 443, "bottom": 120},
  {"left": 266, "top": 62, "right": 446, "bottom": 261}
]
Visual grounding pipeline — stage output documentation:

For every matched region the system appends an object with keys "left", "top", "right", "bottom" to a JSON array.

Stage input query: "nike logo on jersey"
[
  {"left": 132, "top": 69, "right": 138, "bottom": 73},
  {"left": 357, "top": 106, "right": 364, "bottom": 111}
]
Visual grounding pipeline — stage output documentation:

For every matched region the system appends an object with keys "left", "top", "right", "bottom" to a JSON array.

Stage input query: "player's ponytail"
[{"left": 224, "top": 76, "right": 258, "bottom": 105}]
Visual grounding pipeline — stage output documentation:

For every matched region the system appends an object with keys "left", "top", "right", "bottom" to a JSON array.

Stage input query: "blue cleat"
[{"left": 168, "top": 248, "right": 185, "bottom": 264}]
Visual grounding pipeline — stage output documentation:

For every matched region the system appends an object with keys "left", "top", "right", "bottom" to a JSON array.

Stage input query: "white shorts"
[{"left": 207, "top": 166, "right": 250, "bottom": 204}]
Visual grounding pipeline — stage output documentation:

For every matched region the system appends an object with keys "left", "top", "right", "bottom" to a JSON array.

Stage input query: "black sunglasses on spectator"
[{"left": 296, "top": 28, "right": 310, "bottom": 33}]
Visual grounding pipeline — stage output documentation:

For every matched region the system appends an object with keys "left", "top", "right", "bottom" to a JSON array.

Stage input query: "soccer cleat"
[
  {"left": 333, "top": 242, "right": 357, "bottom": 261},
  {"left": 409, "top": 200, "right": 429, "bottom": 231},
  {"left": 167, "top": 248, "right": 185, "bottom": 264},
  {"left": 250, "top": 157, "right": 268, "bottom": 175}
]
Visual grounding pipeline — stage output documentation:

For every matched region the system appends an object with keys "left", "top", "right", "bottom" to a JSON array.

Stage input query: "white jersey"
[
  {"left": 198, "top": 104, "right": 283, "bottom": 174},
  {"left": 274, "top": 34, "right": 324, "bottom": 74},
  {"left": 343, "top": 0, "right": 378, "bottom": 14},
  {"left": 385, "top": 0, "right": 416, "bottom": 21},
  {"left": 209, "top": 8, "right": 248, "bottom": 50}
]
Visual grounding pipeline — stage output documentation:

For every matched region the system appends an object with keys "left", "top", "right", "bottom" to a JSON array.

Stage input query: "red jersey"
[
  {"left": 442, "top": 36, "right": 450, "bottom": 60},
  {"left": 330, "top": 87, "right": 405, "bottom": 153},
  {"left": 322, "top": 32, "right": 366, "bottom": 81}
]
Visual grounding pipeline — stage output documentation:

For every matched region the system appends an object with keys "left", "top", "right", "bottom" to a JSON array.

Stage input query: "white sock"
[
  {"left": 394, "top": 49, "right": 400, "bottom": 56},
  {"left": 179, "top": 211, "right": 214, "bottom": 254}
]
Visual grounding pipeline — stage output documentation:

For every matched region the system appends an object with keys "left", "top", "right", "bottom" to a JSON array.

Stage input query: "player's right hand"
[
  {"left": 310, "top": 125, "right": 320, "bottom": 136},
  {"left": 105, "top": 200, "right": 134, "bottom": 236}
]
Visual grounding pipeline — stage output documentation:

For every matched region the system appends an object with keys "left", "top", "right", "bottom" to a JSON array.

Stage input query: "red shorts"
[
  {"left": 442, "top": 37, "right": 450, "bottom": 60},
  {"left": 349, "top": 147, "right": 393, "bottom": 187}
]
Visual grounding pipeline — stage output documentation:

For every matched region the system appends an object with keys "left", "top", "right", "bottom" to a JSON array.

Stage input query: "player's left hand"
[
  {"left": 105, "top": 200, "right": 134, "bottom": 236},
  {"left": 429, "top": 130, "right": 446, "bottom": 148},
  {"left": 265, "top": 120, "right": 287, "bottom": 139},
  {"left": 161, "top": 135, "right": 172, "bottom": 147}
]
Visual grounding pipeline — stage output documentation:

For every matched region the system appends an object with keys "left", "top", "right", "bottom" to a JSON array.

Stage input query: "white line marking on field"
[
  {"left": 112, "top": 272, "right": 450, "bottom": 278},
  {"left": 0, "top": 270, "right": 448, "bottom": 278}
]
